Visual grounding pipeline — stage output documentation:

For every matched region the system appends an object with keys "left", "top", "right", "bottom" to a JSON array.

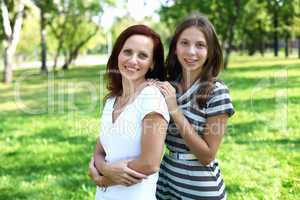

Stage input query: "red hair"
[{"left": 105, "top": 25, "right": 165, "bottom": 99}]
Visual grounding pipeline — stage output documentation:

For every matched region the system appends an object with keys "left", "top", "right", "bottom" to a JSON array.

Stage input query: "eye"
[
  {"left": 138, "top": 52, "right": 148, "bottom": 59},
  {"left": 122, "top": 49, "right": 132, "bottom": 55},
  {"left": 196, "top": 42, "right": 207, "bottom": 49},
  {"left": 180, "top": 40, "right": 189, "bottom": 46}
]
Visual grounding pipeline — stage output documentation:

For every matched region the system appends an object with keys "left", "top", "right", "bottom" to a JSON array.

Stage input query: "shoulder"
[
  {"left": 209, "top": 80, "right": 230, "bottom": 96},
  {"left": 213, "top": 80, "right": 229, "bottom": 91},
  {"left": 103, "top": 96, "right": 115, "bottom": 107},
  {"left": 139, "top": 85, "right": 162, "bottom": 97},
  {"left": 206, "top": 80, "right": 231, "bottom": 103}
]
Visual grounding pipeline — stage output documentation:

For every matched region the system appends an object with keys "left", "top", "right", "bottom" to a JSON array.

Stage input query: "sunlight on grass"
[{"left": 0, "top": 56, "right": 299, "bottom": 199}]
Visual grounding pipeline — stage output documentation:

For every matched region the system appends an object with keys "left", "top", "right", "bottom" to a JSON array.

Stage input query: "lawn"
[{"left": 0, "top": 54, "right": 299, "bottom": 199}]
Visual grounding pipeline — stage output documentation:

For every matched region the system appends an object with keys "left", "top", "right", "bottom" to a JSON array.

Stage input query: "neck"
[
  {"left": 181, "top": 69, "right": 201, "bottom": 90},
  {"left": 121, "top": 77, "right": 146, "bottom": 98}
]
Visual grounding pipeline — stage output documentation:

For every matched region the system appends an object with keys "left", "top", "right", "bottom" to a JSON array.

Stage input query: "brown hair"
[
  {"left": 166, "top": 13, "right": 223, "bottom": 108},
  {"left": 105, "top": 25, "right": 165, "bottom": 99}
]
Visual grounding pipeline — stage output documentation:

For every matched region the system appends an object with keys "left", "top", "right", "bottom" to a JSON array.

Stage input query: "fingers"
[
  {"left": 121, "top": 174, "right": 142, "bottom": 186},
  {"left": 146, "top": 79, "right": 160, "bottom": 86},
  {"left": 88, "top": 157, "right": 101, "bottom": 181},
  {"left": 124, "top": 167, "right": 147, "bottom": 179},
  {"left": 124, "top": 173, "right": 142, "bottom": 184}
]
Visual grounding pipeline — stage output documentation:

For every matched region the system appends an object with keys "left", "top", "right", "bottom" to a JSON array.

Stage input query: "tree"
[
  {"left": 32, "top": 0, "right": 56, "bottom": 74},
  {"left": 295, "top": 0, "right": 300, "bottom": 58},
  {"left": 1, "top": 0, "right": 25, "bottom": 83},
  {"left": 210, "top": 0, "right": 243, "bottom": 68},
  {"left": 235, "top": 0, "right": 271, "bottom": 56},
  {"left": 48, "top": 0, "right": 103, "bottom": 70},
  {"left": 158, "top": 0, "right": 244, "bottom": 68}
]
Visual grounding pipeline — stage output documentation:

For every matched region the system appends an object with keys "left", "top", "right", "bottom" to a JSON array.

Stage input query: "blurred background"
[{"left": 0, "top": 0, "right": 299, "bottom": 199}]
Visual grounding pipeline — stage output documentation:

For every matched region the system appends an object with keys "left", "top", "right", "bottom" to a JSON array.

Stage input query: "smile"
[
  {"left": 124, "top": 65, "right": 140, "bottom": 72},
  {"left": 184, "top": 58, "right": 198, "bottom": 64}
]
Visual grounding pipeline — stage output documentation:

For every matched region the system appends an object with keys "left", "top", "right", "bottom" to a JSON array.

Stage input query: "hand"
[
  {"left": 88, "top": 157, "right": 103, "bottom": 187},
  {"left": 102, "top": 160, "right": 147, "bottom": 186},
  {"left": 148, "top": 81, "right": 179, "bottom": 114}
]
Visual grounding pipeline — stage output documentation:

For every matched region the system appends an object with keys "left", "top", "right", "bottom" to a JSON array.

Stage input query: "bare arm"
[
  {"left": 92, "top": 139, "right": 116, "bottom": 187},
  {"left": 93, "top": 138, "right": 147, "bottom": 186},
  {"left": 152, "top": 81, "right": 229, "bottom": 165},
  {"left": 127, "top": 113, "right": 168, "bottom": 175},
  {"left": 171, "top": 111, "right": 228, "bottom": 165}
]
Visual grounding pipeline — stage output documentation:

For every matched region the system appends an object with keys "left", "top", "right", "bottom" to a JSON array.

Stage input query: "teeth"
[
  {"left": 185, "top": 58, "right": 197, "bottom": 63},
  {"left": 125, "top": 66, "right": 137, "bottom": 71}
]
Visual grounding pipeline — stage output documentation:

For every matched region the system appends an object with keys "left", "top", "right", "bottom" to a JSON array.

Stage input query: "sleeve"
[
  {"left": 136, "top": 85, "right": 170, "bottom": 123},
  {"left": 205, "top": 81, "right": 235, "bottom": 118}
]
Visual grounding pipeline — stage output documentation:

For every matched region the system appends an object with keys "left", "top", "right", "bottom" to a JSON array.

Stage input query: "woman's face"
[
  {"left": 118, "top": 34, "right": 154, "bottom": 82},
  {"left": 175, "top": 26, "right": 208, "bottom": 75}
]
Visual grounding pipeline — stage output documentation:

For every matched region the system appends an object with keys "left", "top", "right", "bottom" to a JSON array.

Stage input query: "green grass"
[{"left": 0, "top": 55, "right": 300, "bottom": 199}]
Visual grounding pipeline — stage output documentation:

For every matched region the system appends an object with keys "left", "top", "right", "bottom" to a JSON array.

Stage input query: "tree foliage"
[
  {"left": 47, "top": 0, "right": 103, "bottom": 70},
  {"left": 158, "top": 0, "right": 300, "bottom": 66}
]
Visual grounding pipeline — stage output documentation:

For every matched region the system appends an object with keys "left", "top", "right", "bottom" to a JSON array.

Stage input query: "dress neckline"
[
  {"left": 111, "top": 84, "right": 149, "bottom": 124},
  {"left": 174, "top": 78, "right": 201, "bottom": 104}
]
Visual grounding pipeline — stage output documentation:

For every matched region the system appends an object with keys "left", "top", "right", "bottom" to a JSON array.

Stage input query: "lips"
[
  {"left": 124, "top": 65, "right": 139, "bottom": 72},
  {"left": 184, "top": 58, "right": 198, "bottom": 65}
]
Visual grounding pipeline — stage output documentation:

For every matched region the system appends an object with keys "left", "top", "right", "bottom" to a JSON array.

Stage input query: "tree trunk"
[
  {"left": 224, "top": 0, "right": 241, "bottom": 69},
  {"left": 62, "top": 51, "right": 69, "bottom": 70},
  {"left": 273, "top": 10, "right": 279, "bottom": 57},
  {"left": 298, "top": 37, "right": 300, "bottom": 59},
  {"left": 1, "top": 0, "right": 25, "bottom": 83},
  {"left": 258, "top": 20, "right": 265, "bottom": 56},
  {"left": 284, "top": 36, "right": 289, "bottom": 58},
  {"left": 62, "top": 28, "right": 98, "bottom": 70},
  {"left": 53, "top": 41, "right": 63, "bottom": 70},
  {"left": 3, "top": 43, "right": 13, "bottom": 83},
  {"left": 40, "top": 8, "right": 47, "bottom": 74}
]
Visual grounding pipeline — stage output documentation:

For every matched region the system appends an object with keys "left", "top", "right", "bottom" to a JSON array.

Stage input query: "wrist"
[
  {"left": 101, "top": 163, "right": 110, "bottom": 176},
  {"left": 93, "top": 160, "right": 103, "bottom": 176},
  {"left": 170, "top": 108, "right": 181, "bottom": 119}
]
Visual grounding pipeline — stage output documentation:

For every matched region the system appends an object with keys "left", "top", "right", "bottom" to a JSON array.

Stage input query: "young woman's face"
[
  {"left": 176, "top": 26, "right": 208, "bottom": 74},
  {"left": 118, "top": 34, "right": 154, "bottom": 82}
]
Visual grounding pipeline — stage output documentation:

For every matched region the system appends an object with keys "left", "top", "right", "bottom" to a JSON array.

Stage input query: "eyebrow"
[{"left": 180, "top": 37, "right": 206, "bottom": 43}]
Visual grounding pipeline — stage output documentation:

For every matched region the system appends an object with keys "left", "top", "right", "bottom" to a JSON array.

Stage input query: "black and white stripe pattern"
[{"left": 156, "top": 80, "right": 234, "bottom": 200}]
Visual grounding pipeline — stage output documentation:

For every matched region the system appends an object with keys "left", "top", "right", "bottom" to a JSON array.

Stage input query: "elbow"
[
  {"left": 198, "top": 155, "right": 215, "bottom": 166},
  {"left": 199, "top": 159, "right": 213, "bottom": 166}
]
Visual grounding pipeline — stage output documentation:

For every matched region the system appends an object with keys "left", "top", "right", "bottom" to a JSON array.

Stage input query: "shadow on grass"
[
  {"left": 233, "top": 97, "right": 277, "bottom": 113},
  {"left": 0, "top": 188, "right": 42, "bottom": 200},
  {"left": 235, "top": 138, "right": 300, "bottom": 146},
  {"left": 223, "top": 76, "right": 300, "bottom": 91},
  {"left": 227, "top": 120, "right": 267, "bottom": 137},
  {"left": 1, "top": 132, "right": 94, "bottom": 180},
  {"left": 227, "top": 63, "right": 299, "bottom": 73}
]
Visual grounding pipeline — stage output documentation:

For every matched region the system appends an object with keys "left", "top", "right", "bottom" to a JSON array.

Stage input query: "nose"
[
  {"left": 128, "top": 54, "right": 138, "bottom": 65},
  {"left": 187, "top": 45, "right": 196, "bottom": 55}
]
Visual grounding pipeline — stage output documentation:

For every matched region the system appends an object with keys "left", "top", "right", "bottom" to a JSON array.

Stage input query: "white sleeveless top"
[{"left": 95, "top": 85, "right": 170, "bottom": 200}]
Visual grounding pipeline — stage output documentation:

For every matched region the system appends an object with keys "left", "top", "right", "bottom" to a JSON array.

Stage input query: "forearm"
[
  {"left": 93, "top": 139, "right": 111, "bottom": 176},
  {"left": 127, "top": 158, "right": 159, "bottom": 176},
  {"left": 100, "top": 176, "right": 117, "bottom": 187},
  {"left": 94, "top": 152, "right": 107, "bottom": 174},
  {"left": 127, "top": 114, "right": 167, "bottom": 176},
  {"left": 171, "top": 110, "right": 214, "bottom": 164}
]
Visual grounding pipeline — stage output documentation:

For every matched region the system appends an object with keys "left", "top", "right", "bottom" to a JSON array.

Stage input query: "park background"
[{"left": 0, "top": 0, "right": 299, "bottom": 199}]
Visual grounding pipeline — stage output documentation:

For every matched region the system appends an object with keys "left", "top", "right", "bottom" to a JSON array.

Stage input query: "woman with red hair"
[{"left": 88, "top": 25, "right": 169, "bottom": 200}]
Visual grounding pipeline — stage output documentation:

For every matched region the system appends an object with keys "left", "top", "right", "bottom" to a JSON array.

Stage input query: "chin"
[{"left": 184, "top": 65, "right": 202, "bottom": 72}]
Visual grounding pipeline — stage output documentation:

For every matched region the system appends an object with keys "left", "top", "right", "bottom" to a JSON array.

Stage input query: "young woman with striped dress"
[{"left": 151, "top": 14, "right": 235, "bottom": 200}]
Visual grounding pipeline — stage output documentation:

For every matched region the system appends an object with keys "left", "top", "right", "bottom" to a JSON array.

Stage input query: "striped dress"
[{"left": 156, "top": 80, "right": 235, "bottom": 200}]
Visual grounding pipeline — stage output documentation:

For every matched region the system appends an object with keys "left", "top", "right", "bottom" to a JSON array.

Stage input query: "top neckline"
[{"left": 110, "top": 84, "right": 151, "bottom": 124}]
